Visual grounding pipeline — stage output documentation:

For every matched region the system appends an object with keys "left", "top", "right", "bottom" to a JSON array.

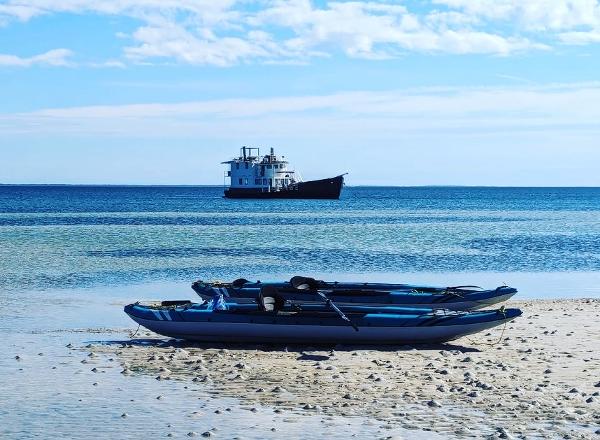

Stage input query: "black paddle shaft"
[{"left": 316, "top": 291, "right": 359, "bottom": 332}]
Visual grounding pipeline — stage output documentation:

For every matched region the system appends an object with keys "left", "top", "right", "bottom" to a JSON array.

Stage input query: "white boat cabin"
[{"left": 223, "top": 147, "right": 298, "bottom": 191}]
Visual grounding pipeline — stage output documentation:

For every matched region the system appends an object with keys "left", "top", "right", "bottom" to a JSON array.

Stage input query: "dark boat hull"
[
  {"left": 125, "top": 303, "right": 522, "bottom": 344},
  {"left": 224, "top": 175, "right": 344, "bottom": 199}
]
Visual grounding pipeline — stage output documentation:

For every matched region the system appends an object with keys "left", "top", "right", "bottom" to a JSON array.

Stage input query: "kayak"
[
  {"left": 191, "top": 276, "right": 517, "bottom": 311},
  {"left": 124, "top": 300, "right": 522, "bottom": 344}
]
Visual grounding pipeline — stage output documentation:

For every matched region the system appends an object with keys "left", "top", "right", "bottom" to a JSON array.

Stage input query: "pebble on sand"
[
  {"left": 496, "top": 427, "right": 513, "bottom": 439},
  {"left": 426, "top": 400, "right": 442, "bottom": 408}
]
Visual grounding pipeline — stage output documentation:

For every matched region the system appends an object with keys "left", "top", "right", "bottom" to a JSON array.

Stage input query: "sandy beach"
[{"left": 79, "top": 298, "right": 600, "bottom": 439}]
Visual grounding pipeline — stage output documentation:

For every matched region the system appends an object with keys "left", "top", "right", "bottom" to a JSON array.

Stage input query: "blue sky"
[{"left": 1, "top": 0, "right": 600, "bottom": 185}]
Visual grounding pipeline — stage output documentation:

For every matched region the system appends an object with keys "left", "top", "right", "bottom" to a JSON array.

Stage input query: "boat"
[
  {"left": 191, "top": 276, "right": 517, "bottom": 311},
  {"left": 124, "top": 296, "right": 522, "bottom": 344},
  {"left": 222, "top": 146, "right": 345, "bottom": 199}
]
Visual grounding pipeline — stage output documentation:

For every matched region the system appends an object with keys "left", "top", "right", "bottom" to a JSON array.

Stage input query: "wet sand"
[{"left": 85, "top": 299, "right": 600, "bottom": 439}]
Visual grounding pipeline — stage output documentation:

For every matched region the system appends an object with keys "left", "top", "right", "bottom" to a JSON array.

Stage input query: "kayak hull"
[{"left": 125, "top": 304, "right": 521, "bottom": 345}]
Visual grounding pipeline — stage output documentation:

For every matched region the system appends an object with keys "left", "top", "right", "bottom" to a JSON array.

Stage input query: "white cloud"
[
  {"left": 0, "top": 1, "right": 238, "bottom": 23},
  {"left": 434, "top": 0, "right": 600, "bottom": 30},
  {"left": 1, "top": 0, "right": 600, "bottom": 66},
  {"left": 255, "top": 0, "right": 543, "bottom": 58},
  {"left": 123, "top": 22, "right": 291, "bottom": 66},
  {"left": 0, "top": 48, "right": 73, "bottom": 67}
]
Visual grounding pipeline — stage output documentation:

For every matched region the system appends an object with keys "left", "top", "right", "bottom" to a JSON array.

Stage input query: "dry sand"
[{"left": 89, "top": 299, "right": 600, "bottom": 439}]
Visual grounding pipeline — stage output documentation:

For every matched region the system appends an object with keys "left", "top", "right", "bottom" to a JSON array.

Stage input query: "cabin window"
[
  {"left": 238, "top": 178, "right": 243, "bottom": 185},
  {"left": 244, "top": 178, "right": 248, "bottom": 185},
  {"left": 269, "top": 178, "right": 273, "bottom": 186},
  {"left": 267, "top": 165, "right": 272, "bottom": 169},
  {"left": 263, "top": 178, "right": 267, "bottom": 185},
  {"left": 255, "top": 178, "right": 261, "bottom": 185}
]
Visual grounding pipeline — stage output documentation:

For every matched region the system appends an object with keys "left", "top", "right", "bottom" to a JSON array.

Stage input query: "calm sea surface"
[{"left": 1, "top": 185, "right": 600, "bottom": 293}]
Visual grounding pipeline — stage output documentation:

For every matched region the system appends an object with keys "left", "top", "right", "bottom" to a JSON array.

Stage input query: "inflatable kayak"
[
  {"left": 191, "top": 276, "right": 517, "bottom": 311},
  {"left": 124, "top": 299, "right": 522, "bottom": 344}
]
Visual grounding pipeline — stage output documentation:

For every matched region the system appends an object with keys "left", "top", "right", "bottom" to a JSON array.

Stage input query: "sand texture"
[{"left": 89, "top": 299, "right": 600, "bottom": 439}]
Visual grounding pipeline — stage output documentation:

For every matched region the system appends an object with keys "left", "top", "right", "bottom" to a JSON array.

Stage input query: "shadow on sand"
[{"left": 90, "top": 337, "right": 482, "bottom": 355}]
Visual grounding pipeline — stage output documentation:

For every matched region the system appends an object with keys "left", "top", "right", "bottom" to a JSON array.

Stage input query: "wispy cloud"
[
  {"left": 3, "top": 83, "right": 600, "bottom": 138},
  {"left": 0, "top": 48, "right": 73, "bottom": 67},
  {"left": 2, "top": 0, "right": 600, "bottom": 67},
  {"left": 559, "top": 30, "right": 600, "bottom": 44}
]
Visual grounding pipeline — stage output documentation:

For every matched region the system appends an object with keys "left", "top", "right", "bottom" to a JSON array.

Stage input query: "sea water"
[
  {"left": 1, "top": 185, "right": 599, "bottom": 293},
  {"left": 1, "top": 185, "right": 599, "bottom": 439}
]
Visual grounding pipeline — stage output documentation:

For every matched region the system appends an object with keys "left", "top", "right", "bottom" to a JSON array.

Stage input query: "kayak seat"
[
  {"left": 232, "top": 278, "right": 250, "bottom": 288},
  {"left": 263, "top": 297, "right": 276, "bottom": 312},
  {"left": 258, "top": 286, "right": 285, "bottom": 313},
  {"left": 290, "top": 276, "right": 321, "bottom": 290}
]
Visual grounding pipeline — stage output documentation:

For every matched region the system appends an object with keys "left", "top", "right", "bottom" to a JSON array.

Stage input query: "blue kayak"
[
  {"left": 124, "top": 300, "right": 522, "bottom": 344},
  {"left": 192, "top": 276, "right": 517, "bottom": 311}
]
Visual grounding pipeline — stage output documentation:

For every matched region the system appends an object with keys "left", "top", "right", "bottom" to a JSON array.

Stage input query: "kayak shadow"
[{"left": 93, "top": 338, "right": 482, "bottom": 353}]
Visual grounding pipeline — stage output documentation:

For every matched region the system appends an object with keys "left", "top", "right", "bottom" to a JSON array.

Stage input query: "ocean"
[
  {"left": 1, "top": 185, "right": 599, "bottom": 439},
  {"left": 1, "top": 185, "right": 599, "bottom": 295}
]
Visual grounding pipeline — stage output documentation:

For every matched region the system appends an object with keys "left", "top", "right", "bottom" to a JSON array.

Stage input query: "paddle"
[{"left": 315, "top": 290, "right": 359, "bottom": 332}]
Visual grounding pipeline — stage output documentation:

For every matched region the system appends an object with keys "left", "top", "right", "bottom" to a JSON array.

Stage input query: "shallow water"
[{"left": 1, "top": 186, "right": 600, "bottom": 292}]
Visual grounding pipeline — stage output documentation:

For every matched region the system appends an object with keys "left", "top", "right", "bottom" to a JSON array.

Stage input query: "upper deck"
[{"left": 223, "top": 147, "right": 298, "bottom": 190}]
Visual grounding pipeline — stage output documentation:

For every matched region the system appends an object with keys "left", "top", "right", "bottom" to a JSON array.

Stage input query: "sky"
[{"left": 1, "top": 0, "right": 600, "bottom": 186}]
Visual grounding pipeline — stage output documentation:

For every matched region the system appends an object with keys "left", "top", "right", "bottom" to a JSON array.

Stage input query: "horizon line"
[{"left": 2, "top": 183, "right": 600, "bottom": 189}]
